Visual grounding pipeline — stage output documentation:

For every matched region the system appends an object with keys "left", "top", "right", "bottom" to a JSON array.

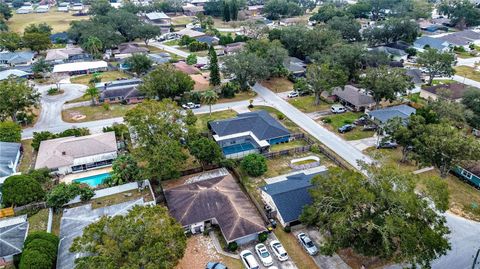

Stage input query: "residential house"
[
  {"left": 99, "top": 86, "right": 145, "bottom": 104},
  {"left": 420, "top": 83, "right": 478, "bottom": 102},
  {"left": 418, "top": 20, "right": 448, "bottom": 33},
  {"left": 366, "top": 104, "right": 416, "bottom": 125},
  {"left": 173, "top": 61, "right": 200, "bottom": 75},
  {"left": 0, "top": 215, "right": 28, "bottom": 262},
  {"left": 148, "top": 52, "right": 171, "bottom": 64},
  {"left": 332, "top": 85, "right": 376, "bottom": 111},
  {"left": 52, "top": 61, "right": 108, "bottom": 75},
  {"left": 405, "top": 68, "right": 424, "bottom": 94},
  {"left": 191, "top": 0, "right": 209, "bottom": 6},
  {"left": 438, "top": 30, "right": 480, "bottom": 50},
  {"left": 454, "top": 162, "right": 480, "bottom": 188},
  {"left": 370, "top": 46, "right": 408, "bottom": 61},
  {"left": 0, "top": 142, "right": 21, "bottom": 184},
  {"left": 246, "top": 5, "right": 263, "bottom": 16},
  {"left": 413, "top": 36, "right": 451, "bottom": 52},
  {"left": 284, "top": 56, "right": 306, "bottom": 77},
  {"left": 182, "top": 4, "right": 204, "bottom": 16},
  {"left": 35, "top": 5, "right": 49, "bottom": 13},
  {"left": 0, "top": 52, "right": 35, "bottom": 67},
  {"left": 71, "top": 3, "right": 84, "bottom": 11},
  {"left": 0, "top": 69, "right": 32, "bottom": 80},
  {"left": 224, "top": 42, "right": 245, "bottom": 54},
  {"left": 95, "top": 78, "right": 142, "bottom": 91},
  {"left": 144, "top": 12, "right": 171, "bottom": 26},
  {"left": 208, "top": 110, "right": 291, "bottom": 159},
  {"left": 45, "top": 47, "right": 87, "bottom": 63},
  {"left": 113, "top": 43, "right": 149, "bottom": 59},
  {"left": 261, "top": 168, "right": 328, "bottom": 227},
  {"left": 57, "top": 2, "right": 69, "bottom": 12},
  {"left": 431, "top": 17, "right": 453, "bottom": 27},
  {"left": 176, "top": 28, "right": 206, "bottom": 38},
  {"left": 34, "top": 132, "right": 118, "bottom": 175},
  {"left": 164, "top": 168, "right": 267, "bottom": 245},
  {"left": 195, "top": 35, "right": 219, "bottom": 46}
]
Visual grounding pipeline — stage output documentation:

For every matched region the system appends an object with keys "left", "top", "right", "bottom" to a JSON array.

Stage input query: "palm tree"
[
  {"left": 83, "top": 36, "right": 103, "bottom": 59},
  {"left": 201, "top": 90, "right": 218, "bottom": 116},
  {"left": 86, "top": 86, "right": 99, "bottom": 106}
]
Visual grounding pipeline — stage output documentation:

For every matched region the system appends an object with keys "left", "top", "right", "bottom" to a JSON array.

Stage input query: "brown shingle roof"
[
  {"left": 422, "top": 83, "right": 475, "bottom": 100},
  {"left": 164, "top": 169, "right": 266, "bottom": 242}
]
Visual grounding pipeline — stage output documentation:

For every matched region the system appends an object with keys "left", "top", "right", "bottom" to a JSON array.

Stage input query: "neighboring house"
[
  {"left": 279, "top": 17, "right": 303, "bottom": 26},
  {"left": 246, "top": 5, "right": 263, "bottom": 16},
  {"left": 173, "top": 61, "right": 200, "bottom": 75},
  {"left": 261, "top": 168, "right": 328, "bottom": 227},
  {"left": 148, "top": 52, "right": 171, "bottom": 64},
  {"left": 208, "top": 110, "right": 291, "bottom": 158},
  {"left": 176, "top": 28, "right": 205, "bottom": 38},
  {"left": 50, "top": 32, "right": 70, "bottom": 44},
  {"left": 191, "top": 0, "right": 209, "bottom": 6},
  {"left": 431, "top": 17, "right": 452, "bottom": 27},
  {"left": 405, "top": 68, "right": 424, "bottom": 94},
  {"left": 454, "top": 162, "right": 480, "bottom": 188},
  {"left": 284, "top": 56, "right": 306, "bottom": 77},
  {"left": 35, "top": 5, "right": 49, "bottom": 13},
  {"left": 0, "top": 142, "right": 21, "bottom": 184},
  {"left": 34, "top": 132, "right": 118, "bottom": 175},
  {"left": 413, "top": 36, "right": 451, "bottom": 52},
  {"left": 0, "top": 52, "right": 35, "bottom": 67},
  {"left": 370, "top": 46, "right": 408, "bottom": 61},
  {"left": 332, "top": 85, "right": 376, "bottom": 111},
  {"left": 113, "top": 43, "right": 149, "bottom": 59},
  {"left": 99, "top": 86, "right": 145, "bottom": 104},
  {"left": 144, "top": 12, "right": 171, "bottom": 26},
  {"left": 195, "top": 35, "right": 219, "bottom": 46},
  {"left": 224, "top": 42, "right": 245, "bottom": 54},
  {"left": 45, "top": 47, "right": 86, "bottom": 63},
  {"left": 0, "top": 215, "right": 28, "bottom": 262},
  {"left": 420, "top": 83, "right": 478, "bottom": 102},
  {"left": 0, "top": 69, "right": 32, "bottom": 80},
  {"left": 438, "top": 30, "right": 480, "bottom": 49},
  {"left": 366, "top": 104, "right": 416, "bottom": 125},
  {"left": 164, "top": 168, "right": 267, "bottom": 245},
  {"left": 52, "top": 61, "right": 108, "bottom": 75},
  {"left": 71, "top": 3, "right": 84, "bottom": 11},
  {"left": 57, "top": 2, "right": 69, "bottom": 12},
  {"left": 95, "top": 78, "right": 142, "bottom": 91},
  {"left": 182, "top": 4, "right": 204, "bottom": 16}
]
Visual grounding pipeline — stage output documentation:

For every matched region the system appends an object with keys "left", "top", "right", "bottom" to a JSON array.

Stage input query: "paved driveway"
[{"left": 242, "top": 234, "right": 297, "bottom": 269}]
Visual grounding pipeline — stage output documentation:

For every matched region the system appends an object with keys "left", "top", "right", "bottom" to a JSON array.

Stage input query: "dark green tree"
[
  {"left": 188, "top": 137, "right": 224, "bottom": 166},
  {"left": 139, "top": 64, "right": 194, "bottom": 99},
  {"left": 438, "top": 0, "right": 480, "bottom": 29},
  {"left": 209, "top": 46, "right": 221, "bottom": 86},
  {"left": 2, "top": 175, "right": 45, "bottom": 207},
  {"left": 306, "top": 63, "right": 348, "bottom": 105},
  {"left": 46, "top": 183, "right": 94, "bottom": 209},
  {"left": 126, "top": 53, "right": 153, "bottom": 76},
  {"left": 0, "top": 3, "right": 12, "bottom": 20},
  {"left": 462, "top": 88, "right": 480, "bottom": 129},
  {"left": 417, "top": 48, "right": 456, "bottom": 85},
  {"left": 90, "top": 0, "right": 114, "bottom": 15},
  {"left": 32, "top": 58, "right": 52, "bottom": 78},
  {"left": 327, "top": 16, "right": 362, "bottom": 42},
  {"left": 109, "top": 154, "right": 141, "bottom": 186},
  {"left": 241, "top": 153, "right": 268, "bottom": 177},
  {"left": 23, "top": 32, "right": 52, "bottom": 53},
  {"left": 0, "top": 77, "right": 40, "bottom": 122},
  {"left": 223, "top": 1, "right": 231, "bottom": 22},
  {"left": 223, "top": 51, "right": 269, "bottom": 91},
  {"left": 0, "top": 121, "right": 21, "bottom": 142},
  {"left": 136, "top": 23, "right": 161, "bottom": 46},
  {"left": 0, "top": 32, "right": 22, "bottom": 52}
]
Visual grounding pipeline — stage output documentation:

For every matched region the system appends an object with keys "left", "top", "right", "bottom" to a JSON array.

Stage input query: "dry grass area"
[
  {"left": 171, "top": 15, "right": 194, "bottom": 26},
  {"left": 27, "top": 208, "right": 49, "bottom": 233},
  {"left": 176, "top": 236, "right": 242, "bottom": 269},
  {"left": 89, "top": 188, "right": 154, "bottom": 209},
  {"left": 262, "top": 152, "right": 335, "bottom": 180},
  {"left": 18, "top": 139, "right": 35, "bottom": 172},
  {"left": 8, "top": 9, "right": 89, "bottom": 33},
  {"left": 70, "top": 71, "right": 132, "bottom": 85},
  {"left": 274, "top": 228, "right": 319, "bottom": 269},
  {"left": 455, "top": 65, "right": 480, "bottom": 82},
  {"left": 261, "top": 77, "right": 294, "bottom": 93},
  {"left": 62, "top": 104, "right": 135, "bottom": 123},
  {"left": 218, "top": 90, "right": 257, "bottom": 104},
  {"left": 338, "top": 248, "right": 390, "bottom": 269},
  {"left": 195, "top": 109, "right": 237, "bottom": 132}
]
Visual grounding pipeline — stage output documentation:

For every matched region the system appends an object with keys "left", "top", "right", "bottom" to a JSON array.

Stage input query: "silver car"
[{"left": 297, "top": 232, "right": 318, "bottom": 256}]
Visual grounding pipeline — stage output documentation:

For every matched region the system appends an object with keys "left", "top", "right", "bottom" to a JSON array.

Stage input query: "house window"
[{"left": 462, "top": 169, "right": 473, "bottom": 179}]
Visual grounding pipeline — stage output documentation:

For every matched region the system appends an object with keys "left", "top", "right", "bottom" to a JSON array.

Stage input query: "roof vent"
[{"left": 62, "top": 151, "right": 66, "bottom": 155}]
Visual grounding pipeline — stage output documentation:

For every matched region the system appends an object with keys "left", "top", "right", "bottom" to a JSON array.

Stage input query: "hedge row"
[{"left": 19, "top": 232, "right": 59, "bottom": 269}]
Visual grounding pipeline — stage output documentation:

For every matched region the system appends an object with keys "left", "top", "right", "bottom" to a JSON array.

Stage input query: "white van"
[{"left": 330, "top": 104, "right": 347, "bottom": 114}]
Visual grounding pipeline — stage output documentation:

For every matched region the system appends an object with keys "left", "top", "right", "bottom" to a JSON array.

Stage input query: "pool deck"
[{"left": 62, "top": 167, "right": 113, "bottom": 184}]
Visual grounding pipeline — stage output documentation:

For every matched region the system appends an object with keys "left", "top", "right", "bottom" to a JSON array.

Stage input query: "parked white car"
[
  {"left": 240, "top": 250, "right": 260, "bottom": 269},
  {"left": 297, "top": 232, "right": 318, "bottom": 256},
  {"left": 287, "top": 91, "right": 299, "bottom": 98},
  {"left": 182, "top": 102, "right": 201, "bottom": 109},
  {"left": 330, "top": 104, "right": 347, "bottom": 114},
  {"left": 269, "top": 240, "right": 288, "bottom": 261},
  {"left": 255, "top": 243, "right": 274, "bottom": 266}
]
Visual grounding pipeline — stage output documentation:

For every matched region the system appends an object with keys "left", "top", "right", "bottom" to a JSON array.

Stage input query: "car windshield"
[
  {"left": 306, "top": 241, "right": 314, "bottom": 247},
  {"left": 260, "top": 249, "right": 269, "bottom": 258}
]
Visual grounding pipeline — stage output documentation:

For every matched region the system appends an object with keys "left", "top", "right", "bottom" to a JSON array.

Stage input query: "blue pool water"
[
  {"left": 223, "top": 142, "right": 256, "bottom": 155},
  {"left": 74, "top": 173, "right": 111, "bottom": 187}
]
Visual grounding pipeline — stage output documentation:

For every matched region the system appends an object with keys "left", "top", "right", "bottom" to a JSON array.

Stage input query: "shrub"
[
  {"left": 276, "top": 113, "right": 285, "bottom": 120},
  {"left": 16, "top": 111, "right": 35, "bottom": 126},
  {"left": 186, "top": 53, "right": 198, "bottom": 65},
  {"left": 2, "top": 175, "right": 45, "bottom": 207},
  {"left": 24, "top": 239, "right": 57, "bottom": 260},
  {"left": 220, "top": 82, "right": 238, "bottom": 98},
  {"left": 343, "top": 119, "right": 353, "bottom": 124},
  {"left": 19, "top": 249, "right": 52, "bottom": 269},
  {"left": 258, "top": 232, "right": 268, "bottom": 242},
  {"left": 47, "top": 87, "right": 59, "bottom": 95},
  {"left": 310, "top": 144, "right": 321, "bottom": 154},
  {"left": 188, "top": 41, "right": 208, "bottom": 52},
  {"left": 0, "top": 121, "right": 21, "bottom": 142},
  {"left": 283, "top": 226, "right": 291, "bottom": 233},
  {"left": 323, "top": 117, "right": 332, "bottom": 124},
  {"left": 227, "top": 242, "right": 238, "bottom": 252},
  {"left": 24, "top": 231, "right": 59, "bottom": 248},
  {"left": 241, "top": 153, "right": 268, "bottom": 177},
  {"left": 103, "top": 103, "right": 110, "bottom": 111},
  {"left": 46, "top": 183, "right": 95, "bottom": 209},
  {"left": 20, "top": 232, "right": 59, "bottom": 269}
]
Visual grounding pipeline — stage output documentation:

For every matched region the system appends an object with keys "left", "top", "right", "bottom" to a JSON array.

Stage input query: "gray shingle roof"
[
  {"left": 438, "top": 30, "right": 480, "bottom": 46},
  {"left": 0, "top": 215, "right": 28, "bottom": 259},
  {"left": 0, "top": 51, "right": 34, "bottom": 65},
  {"left": 209, "top": 110, "right": 291, "bottom": 141},
  {"left": 367, "top": 104, "right": 416, "bottom": 124},
  {"left": 261, "top": 171, "right": 327, "bottom": 224},
  {"left": 332, "top": 85, "right": 375, "bottom": 107},
  {"left": 405, "top": 68, "right": 423, "bottom": 84},
  {"left": 413, "top": 36, "right": 449, "bottom": 50},
  {"left": 0, "top": 142, "right": 21, "bottom": 178}
]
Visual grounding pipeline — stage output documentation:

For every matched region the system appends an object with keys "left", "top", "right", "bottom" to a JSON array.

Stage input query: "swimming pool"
[
  {"left": 223, "top": 142, "right": 256, "bottom": 155},
  {"left": 74, "top": 173, "right": 111, "bottom": 187}
]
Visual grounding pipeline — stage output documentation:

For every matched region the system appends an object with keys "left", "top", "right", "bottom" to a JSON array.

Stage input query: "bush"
[
  {"left": 20, "top": 232, "right": 59, "bottom": 269},
  {"left": 241, "top": 154, "right": 268, "bottom": 177},
  {"left": 103, "top": 103, "right": 110, "bottom": 111},
  {"left": 24, "top": 231, "right": 59, "bottom": 248},
  {"left": 310, "top": 144, "right": 321, "bottom": 154},
  {"left": 24, "top": 239, "right": 57, "bottom": 260},
  {"left": 219, "top": 158, "right": 236, "bottom": 169},
  {"left": 283, "top": 226, "right": 291, "bottom": 233},
  {"left": 47, "top": 88, "right": 59, "bottom": 95},
  {"left": 276, "top": 113, "right": 285, "bottom": 120},
  {"left": 188, "top": 41, "right": 208, "bottom": 52},
  {"left": 16, "top": 111, "right": 35, "bottom": 126},
  {"left": 343, "top": 119, "right": 353, "bottom": 124},
  {"left": 0, "top": 121, "right": 21, "bottom": 142},
  {"left": 27, "top": 168, "right": 53, "bottom": 185},
  {"left": 220, "top": 82, "right": 238, "bottom": 98},
  {"left": 258, "top": 232, "right": 268, "bottom": 242},
  {"left": 2, "top": 175, "right": 45, "bottom": 207},
  {"left": 227, "top": 242, "right": 238, "bottom": 252},
  {"left": 19, "top": 249, "right": 52, "bottom": 269},
  {"left": 323, "top": 117, "right": 332, "bottom": 123},
  {"left": 46, "top": 183, "right": 94, "bottom": 209},
  {"left": 186, "top": 53, "right": 198, "bottom": 65}
]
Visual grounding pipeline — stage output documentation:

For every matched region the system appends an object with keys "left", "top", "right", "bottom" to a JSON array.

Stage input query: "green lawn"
[
  {"left": 70, "top": 71, "right": 132, "bottom": 86},
  {"left": 27, "top": 208, "right": 49, "bottom": 233},
  {"left": 288, "top": 96, "right": 331, "bottom": 113},
  {"left": 18, "top": 139, "right": 34, "bottom": 173},
  {"left": 62, "top": 104, "right": 135, "bottom": 123},
  {"left": 171, "top": 15, "right": 194, "bottom": 26},
  {"left": 8, "top": 9, "right": 89, "bottom": 33},
  {"left": 269, "top": 139, "right": 308, "bottom": 151},
  {"left": 195, "top": 110, "right": 237, "bottom": 132},
  {"left": 164, "top": 39, "right": 179, "bottom": 46},
  {"left": 321, "top": 112, "right": 374, "bottom": 140},
  {"left": 273, "top": 228, "right": 320, "bottom": 269},
  {"left": 454, "top": 66, "right": 480, "bottom": 82},
  {"left": 65, "top": 94, "right": 91, "bottom": 104}
]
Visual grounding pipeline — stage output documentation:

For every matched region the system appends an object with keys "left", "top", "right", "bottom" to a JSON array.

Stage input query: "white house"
[
  {"left": 52, "top": 60, "right": 108, "bottom": 75},
  {"left": 34, "top": 132, "right": 118, "bottom": 175}
]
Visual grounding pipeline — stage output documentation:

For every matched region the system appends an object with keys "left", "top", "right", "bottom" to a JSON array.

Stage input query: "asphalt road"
[{"left": 252, "top": 83, "right": 373, "bottom": 171}]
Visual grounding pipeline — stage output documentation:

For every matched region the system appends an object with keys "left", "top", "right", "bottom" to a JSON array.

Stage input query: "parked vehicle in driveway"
[
  {"left": 182, "top": 102, "right": 201, "bottom": 109},
  {"left": 255, "top": 243, "right": 274, "bottom": 266},
  {"left": 240, "top": 250, "right": 260, "bottom": 269},
  {"left": 353, "top": 116, "right": 369, "bottom": 126},
  {"left": 362, "top": 124, "right": 377, "bottom": 131},
  {"left": 331, "top": 104, "right": 347, "bottom": 114},
  {"left": 297, "top": 232, "right": 318, "bottom": 256},
  {"left": 269, "top": 240, "right": 288, "bottom": 261},
  {"left": 287, "top": 91, "right": 299, "bottom": 98},
  {"left": 206, "top": 262, "right": 228, "bottom": 269},
  {"left": 338, "top": 124, "right": 354, "bottom": 133},
  {"left": 377, "top": 140, "right": 398, "bottom": 149}
]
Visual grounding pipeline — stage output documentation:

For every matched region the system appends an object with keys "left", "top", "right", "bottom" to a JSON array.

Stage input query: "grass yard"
[
  {"left": 18, "top": 139, "right": 35, "bottom": 173},
  {"left": 62, "top": 104, "right": 135, "bottom": 123},
  {"left": 321, "top": 112, "right": 374, "bottom": 141},
  {"left": 218, "top": 90, "right": 257, "bottom": 104},
  {"left": 269, "top": 139, "right": 308, "bottom": 151},
  {"left": 8, "top": 9, "right": 89, "bottom": 33},
  {"left": 431, "top": 79, "right": 456, "bottom": 85},
  {"left": 51, "top": 211, "right": 63, "bottom": 236},
  {"left": 261, "top": 78, "right": 294, "bottom": 92},
  {"left": 89, "top": 188, "right": 154, "bottom": 209},
  {"left": 65, "top": 94, "right": 91, "bottom": 104},
  {"left": 70, "top": 71, "right": 132, "bottom": 85},
  {"left": 273, "top": 228, "right": 319, "bottom": 269},
  {"left": 195, "top": 110, "right": 237, "bottom": 132},
  {"left": 288, "top": 96, "right": 331, "bottom": 113},
  {"left": 171, "top": 15, "right": 194, "bottom": 26},
  {"left": 164, "top": 39, "right": 180, "bottom": 46},
  {"left": 262, "top": 152, "right": 335, "bottom": 179},
  {"left": 454, "top": 66, "right": 480, "bottom": 82},
  {"left": 27, "top": 208, "right": 49, "bottom": 233}
]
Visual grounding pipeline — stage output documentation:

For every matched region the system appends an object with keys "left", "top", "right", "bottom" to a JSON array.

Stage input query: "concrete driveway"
[{"left": 242, "top": 234, "right": 297, "bottom": 269}]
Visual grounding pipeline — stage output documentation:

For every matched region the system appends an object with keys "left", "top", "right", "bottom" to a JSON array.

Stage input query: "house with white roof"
[
  {"left": 52, "top": 61, "right": 108, "bottom": 75},
  {"left": 144, "top": 12, "right": 171, "bottom": 26}
]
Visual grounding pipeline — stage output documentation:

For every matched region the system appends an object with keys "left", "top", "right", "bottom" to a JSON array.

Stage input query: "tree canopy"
[
  {"left": 0, "top": 121, "right": 21, "bottom": 142},
  {"left": 2, "top": 175, "right": 45, "bottom": 207},
  {"left": 462, "top": 88, "right": 480, "bottom": 129},
  {"left": 139, "top": 64, "right": 194, "bottom": 99},
  {"left": 109, "top": 154, "right": 141, "bottom": 186},
  {"left": 0, "top": 77, "right": 40, "bottom": 122},
  {"left": 70, "top": 205, "right": 187, "bottom": 269},
  {"left": 46, "top": 183, "right": 95, "bottom": 209},
  {"left": 125, "top": 53, "right": 153, "bottom": 76},
  {"left": 438, "top": 0, "right": 480, "bottom": 30},
  {"left": 223, "top": 50, "right": 269, "bottom": 91},
  {"left": 417, "top": 49, "right": 456, "bottom": 85},
  {"left": 307, "top": 63, "right": 348, "bottom": 105}
]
